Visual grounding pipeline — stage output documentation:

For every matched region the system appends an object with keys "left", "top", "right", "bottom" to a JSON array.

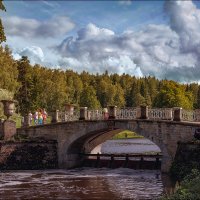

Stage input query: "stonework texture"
[
  {"left": 0, "top": 140, "right": 58, "bottom": 170},
  {"left": 3, "top": 120, "right": 16, "bottom": 140}
]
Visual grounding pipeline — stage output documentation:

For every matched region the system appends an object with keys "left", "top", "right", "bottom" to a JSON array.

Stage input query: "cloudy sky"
[{"left": 1, "top": 0, "right": 200, "bottom": 82}]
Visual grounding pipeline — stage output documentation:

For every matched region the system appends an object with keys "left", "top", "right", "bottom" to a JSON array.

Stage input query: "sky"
[{"left": 1, "top": 0, "right": 200, "bottom": 82}]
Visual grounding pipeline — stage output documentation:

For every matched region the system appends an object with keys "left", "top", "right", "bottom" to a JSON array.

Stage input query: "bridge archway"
[{"left": 66, "top": 127, "right": 164, "bottom": 170}]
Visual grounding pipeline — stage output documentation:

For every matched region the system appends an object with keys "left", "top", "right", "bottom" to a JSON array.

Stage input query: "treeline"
[{"left": 1, "top": 46, "right": 200, "bottom": 115}]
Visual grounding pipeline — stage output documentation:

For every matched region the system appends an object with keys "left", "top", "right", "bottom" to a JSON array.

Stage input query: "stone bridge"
[{"left": 17, "top": 116, "right": 200, "bottom": 173}]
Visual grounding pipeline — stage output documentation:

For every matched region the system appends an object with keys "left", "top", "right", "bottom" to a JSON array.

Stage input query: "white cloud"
[
  {"left": 13, "top": 46, "right": 44, "bottom": 65},
  {"left": 56, "top": 23, "right": 144, "bottom": 77},
  {"left": 54, "top": 1, "right": 200, "bottom": 82},
  {"left": 3, "top": 15, "right": 75, "bottom": 38},
  {"left": 8, "top": 0, "right": 200, "bottom": 82},
  {"left": 165, "top": 0, "right": 200, "bottom": 54}
]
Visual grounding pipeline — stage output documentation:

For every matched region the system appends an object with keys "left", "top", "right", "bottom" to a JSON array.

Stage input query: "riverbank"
[{"left": 112, "top": 130, "right": 143, "bottom": 140}]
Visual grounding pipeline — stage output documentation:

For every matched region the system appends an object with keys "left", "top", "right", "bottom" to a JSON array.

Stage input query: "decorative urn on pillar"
[
  {"left": 0, "top": 100, "right": 17, "bottom": 140},
  {"left": 108, "top": 105, "right": 117, "bottom": 119},
  {"left": 65, "top": 104, "right": 75, "bottom": 115},
  {"left": 1, "top": 100, "right": 17, "bottom": 119}
]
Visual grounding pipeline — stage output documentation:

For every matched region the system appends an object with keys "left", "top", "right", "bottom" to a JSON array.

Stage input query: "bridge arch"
[{"left": 66, "top": 124, "right": 164, "bottom": 171}]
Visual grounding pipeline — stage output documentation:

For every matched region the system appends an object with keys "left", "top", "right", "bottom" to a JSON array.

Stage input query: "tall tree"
[
  {"left": 15, "top": 56, "right": 33, "bottom": 114},
  {"left": 153, "top": 81, "right": 193, "bottom": 109},
  {"left": 80, "top": 85, "right": 101, "bottom": 109},
  {"left": 0, "top": 0, "right": 6, "bottom": 43},
  {"left": 0, "top": 46, "right": 19, "bottom": 92}
]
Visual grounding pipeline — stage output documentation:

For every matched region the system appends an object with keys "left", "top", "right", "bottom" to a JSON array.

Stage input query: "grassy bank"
[{"left": 112, "top": 130, "right": 143, "bottom": 140}]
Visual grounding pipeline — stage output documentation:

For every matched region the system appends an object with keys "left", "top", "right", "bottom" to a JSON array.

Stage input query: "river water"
[{"left": 0, "top": 139, "right": 174, "bottom": 200}]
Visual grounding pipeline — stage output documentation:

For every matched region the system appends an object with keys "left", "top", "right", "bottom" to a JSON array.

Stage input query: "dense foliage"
[
  {"left": 0, "top": 47, "right": 200, "bottom": 115},
  {"left": 161, "top": 169, "right": 200, "bottom": 200}
]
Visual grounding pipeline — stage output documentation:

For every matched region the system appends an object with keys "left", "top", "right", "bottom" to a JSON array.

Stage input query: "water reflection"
[
  {"left": 0, "top": 168, "right": 163, "bottom": 200},
  {"left": 0, "top": 138, "right": 174, "bottom": 199}
]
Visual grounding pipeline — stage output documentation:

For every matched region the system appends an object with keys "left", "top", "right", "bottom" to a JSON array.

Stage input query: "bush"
[{"left": 161, "top": 169, "right": 200, "bottom": 200}]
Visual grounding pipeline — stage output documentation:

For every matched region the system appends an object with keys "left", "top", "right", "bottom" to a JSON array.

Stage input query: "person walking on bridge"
[{"left": 34, "top": 111, "right": 38, "bottom": 125}]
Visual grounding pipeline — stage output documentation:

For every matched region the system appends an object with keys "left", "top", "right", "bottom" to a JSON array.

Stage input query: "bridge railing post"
[
  {"left": 23, "top": 115, "right": 31, "bottom": 127},
  {"left": 87, "top": 110, "right": 91, "bottom": 120},
  {"left": 108, "top": 106, "right": 117, "bottom": 119},
  {"left": 79, "top": 107, "right": 88, "bottom": 120},
  {"left": 140, "top": 106, "right": 149, "bottom": 119},
  {"left": 173, "top": 107, "right": 182, "bottom": 121},
  {"left": 65, "top": 104, "right": 74, "bottom": 115},
  {"left": 51, "top": 110, "right": 59, "bottom": 123}
]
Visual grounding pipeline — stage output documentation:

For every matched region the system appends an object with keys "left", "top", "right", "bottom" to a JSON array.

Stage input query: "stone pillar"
[
  {"left": 65, "top": 104, "right": 74, "bottom": 115},
  {"left": 87, "top": 111, "right": 91, "bottom": 120},
  {"left": 173, "top": 107, "right": 182, "bottom": 121},
  {"left": 108, "top": 106, "right": 117, "bottom": 119},
  {"left": 51, "top": 110, "right": 59, "bottom": 123},
  {"left": 79, "top": 107, "right": 88, "bottom": 120},
  {"left": 140, "top": 106, "right": 149, "bottom": 119},
  {"left": 168, "top": 108, "right": 173, "bottom": 120},
  {"left": 23, "top": 115, "right": 31, "bottom": 127},
  {"left": 3, "top": 120, "right": 16, "bottom": 140}
]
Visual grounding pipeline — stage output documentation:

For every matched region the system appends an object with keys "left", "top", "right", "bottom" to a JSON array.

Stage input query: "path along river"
[{"left": 0, "top": 138, "right": 175, "bottom": 200}]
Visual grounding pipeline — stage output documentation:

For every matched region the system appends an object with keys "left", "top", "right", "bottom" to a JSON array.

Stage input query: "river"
[{"left": 0, "top": 138, "right": 175, "bottom": 200}]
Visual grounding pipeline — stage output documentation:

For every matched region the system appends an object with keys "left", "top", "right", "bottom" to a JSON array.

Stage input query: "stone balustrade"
[
  {"left": 22, "top": 106, "right": 200, "bottom": 127},
  {"left": 148, "top": 108, "right": 173, "bottom": 120}
]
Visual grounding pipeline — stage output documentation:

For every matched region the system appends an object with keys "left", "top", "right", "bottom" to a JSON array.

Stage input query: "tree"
[
  {"left": 46, "top": 69, "right": 68, "bottom": 111},
  {"left": 0, "top": 88, "right": 13, "bottom": 117},
  {"left": 15, "top": 56, "right": 33, "bottom": 114},
  {"left": 80, "top": 85, "right": 101, "bottom": 109},
  {"left": 196, "top": 86, "right": 200, "bottom": 109},
  {"left": 0, "top": 46, "right": 19, "bottom": 92},
  {"left": 65, "top": 70, "right": 83, "bottom": 104},
  {"left": 0, "top": 0, "right": 6, "bottom": 43},
  {"left": 153, "top": 81, "right": 193, "bottom": 109}
]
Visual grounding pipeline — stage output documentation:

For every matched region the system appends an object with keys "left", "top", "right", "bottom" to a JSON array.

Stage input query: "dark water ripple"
[
  {"left": 0, "top": 139, "right": 169, "bottom": 200},
  {"left": 0, "top": 168, "right": 163, "bottom": 200}
]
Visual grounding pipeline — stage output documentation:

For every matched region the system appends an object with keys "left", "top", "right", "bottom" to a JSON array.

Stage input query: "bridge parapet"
[
  {"left": 23, "top": 106, "right": 200, "bottom": 128},
  {"left": 148, "top": 108, "right": 173, "bottom": 120},
  {"left": 116, "top": 107, "right": 139, "bottom": 119},
  {"left": 181, "top": 109, "right": 200, "bottom": 122},
  {"left": 48, "top": 106, "right": 200, "bottom": 123}
]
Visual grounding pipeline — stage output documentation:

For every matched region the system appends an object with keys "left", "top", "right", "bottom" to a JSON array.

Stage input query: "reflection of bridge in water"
[{"left": 18, "top": 106, "right": 200, "bottom": 173}]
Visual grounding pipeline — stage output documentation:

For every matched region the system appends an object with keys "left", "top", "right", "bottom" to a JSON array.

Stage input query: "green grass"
[
  {"left": 10, "top": 114, "right": 22, "bottom": 128},
  {"left": 112, "top": 130, "right": 144, "bottom": 140}
]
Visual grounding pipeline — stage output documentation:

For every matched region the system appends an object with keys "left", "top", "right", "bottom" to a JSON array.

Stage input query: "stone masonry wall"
[{"left": 0, "top": 140, "right": 58, "bottom": 170}]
